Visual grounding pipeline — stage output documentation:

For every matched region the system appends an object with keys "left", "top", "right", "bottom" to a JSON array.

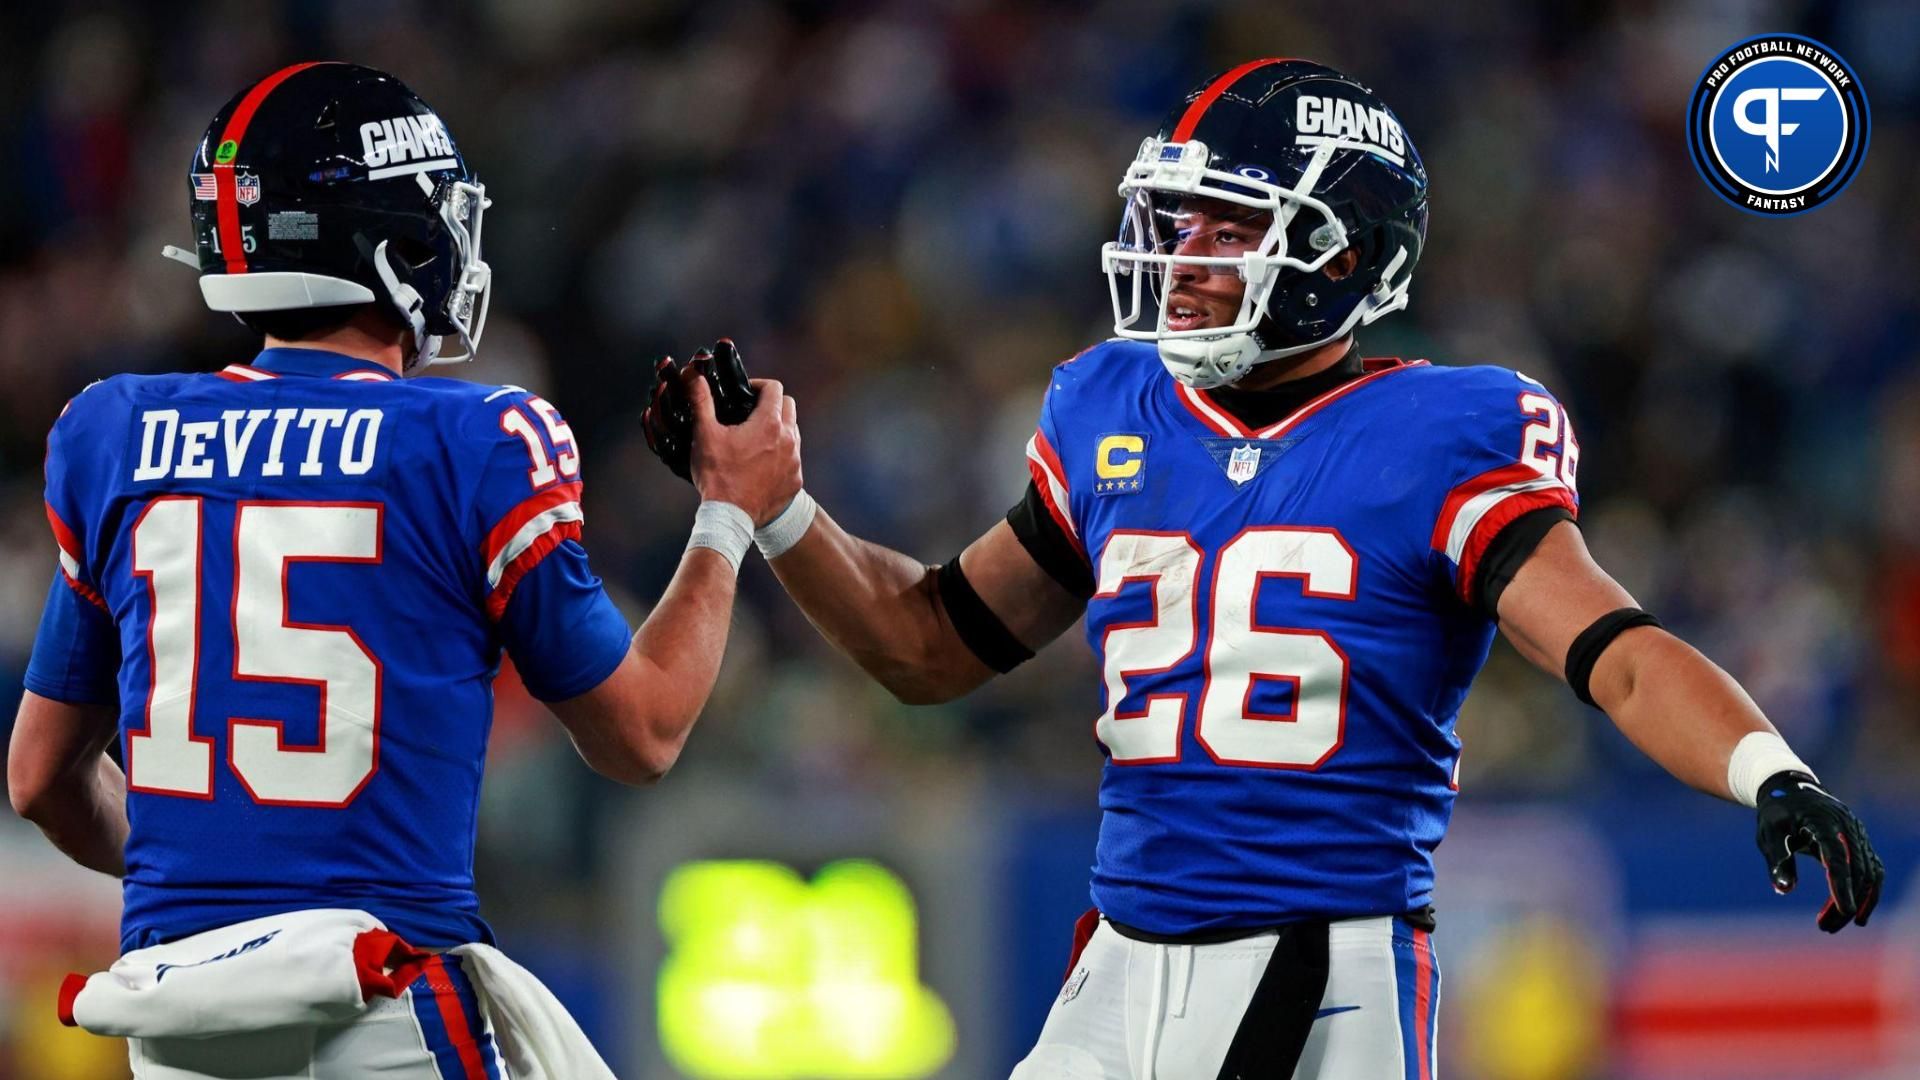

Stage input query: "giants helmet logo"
[
  {"left": 1293, "top": 95, "right": 1408, "bottom": 165},
  {"left": 358, "top": 113, "right": 457, "bottom": 179}
]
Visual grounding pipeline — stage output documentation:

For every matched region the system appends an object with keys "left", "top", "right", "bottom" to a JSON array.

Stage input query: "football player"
[
  {"left": 649, "top": 60, "right": 1883, "bottom": 1078},
  {"left": 6, "top": 63, "right": 798, "bottom": 1078}
]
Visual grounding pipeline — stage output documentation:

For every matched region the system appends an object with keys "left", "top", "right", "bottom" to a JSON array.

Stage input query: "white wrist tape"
[
  {"left": 686, "top": 501, "right": 754, "bottom": 572},
  {"left": 1726, "top": 731, "right": 1815, "bottom": 808},
  {"left": 754, "top": 489, "right": 818, "bottom": 560}
]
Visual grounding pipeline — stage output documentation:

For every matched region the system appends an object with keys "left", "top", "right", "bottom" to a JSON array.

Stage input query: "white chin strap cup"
[
  {"left": 1157, "top": 334, "right": 1264, "bottom": 390},
  {"left": 373, "top": 240, "right": 443, "bottom": 375}
]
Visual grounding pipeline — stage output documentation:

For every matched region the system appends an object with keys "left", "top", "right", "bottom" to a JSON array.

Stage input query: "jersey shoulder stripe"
[
  {"left": 1024, "top": 430, "right": 1078, "bottom": 550},
  {"left": 44, "top": 502, "right": 106, "bottom": 610},
  {"left": 482, "top": 482, "right": 584, "bottom": 619},
  {"left": 1022, "top": 341, "right": 1144, "bottom": 554},
  {"left": 1410, "top": 363, "right": 1581, "bottom": 600}
]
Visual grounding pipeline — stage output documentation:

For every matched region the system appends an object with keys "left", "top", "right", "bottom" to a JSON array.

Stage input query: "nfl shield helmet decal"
[{"left": 234, "top": 172, "right": 263, "bottom": 206}]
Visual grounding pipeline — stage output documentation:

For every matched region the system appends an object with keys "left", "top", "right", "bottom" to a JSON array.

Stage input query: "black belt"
[{"left": 1105, "top": 904, "right": 1436, "bottom": 945}]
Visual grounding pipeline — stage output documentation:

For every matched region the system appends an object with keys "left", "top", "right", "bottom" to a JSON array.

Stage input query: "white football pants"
[
  {"left": 127, "top": 953, "right": 509, "bottom": 1080},
  {"left": 1013, "top": 916, "right": 1440, "bottom": 1080}
]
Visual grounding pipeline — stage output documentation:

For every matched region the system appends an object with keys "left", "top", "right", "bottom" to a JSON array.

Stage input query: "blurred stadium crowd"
[{"left": 1, "top": 1, "right": 1916, "bottom": 1077}]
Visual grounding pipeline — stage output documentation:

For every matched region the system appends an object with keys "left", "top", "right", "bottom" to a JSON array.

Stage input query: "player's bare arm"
[
  {"left": 552, "top": 372, "right": 801, "bottom": 782},
  {"left": 767, "top": 516, "right": 1083, "bottom": 704},
  {"left": 644, "top": 340, "right": 1083, "bottom": 704},
  {"left": 1497, "top": 520, "right": 1884, "bottom": 930},
  {"left": 1496, "top": 521, "right": 1747, "bottom": 794},
  {"left": 8, "top": 694, "right": 127, "bottom": 877}
]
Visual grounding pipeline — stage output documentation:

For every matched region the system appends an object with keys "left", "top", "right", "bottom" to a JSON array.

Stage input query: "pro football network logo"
[{"left": 1686, "top": 34, "right": 1869, "bottom": 216}]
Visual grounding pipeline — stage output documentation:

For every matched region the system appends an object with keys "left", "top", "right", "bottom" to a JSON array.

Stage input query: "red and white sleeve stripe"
[
  {"left": 1430, "top": 462, "right": 1576, "bottom": 601},
  {"left": 482, "top": 482, "right": 584, "bottom": 619},
  {"left": 46, "top": 503, "right": 107, "bottom": 611},
  {"left": 1025, "top": 429, "right": 1082, "bottom": 555}
]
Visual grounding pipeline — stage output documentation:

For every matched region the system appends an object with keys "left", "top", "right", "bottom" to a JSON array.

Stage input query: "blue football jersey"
[
  {"left": 1024, "top": 341, "right": 1580, "bottom": 935},
  {"left": 26, "top": 347, "right": 633, "bottom": 952}
]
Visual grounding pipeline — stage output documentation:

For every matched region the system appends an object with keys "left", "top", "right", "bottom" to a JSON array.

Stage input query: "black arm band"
[
  {"left": 1007, "top": 482, "right": 1095, "bottom": 599},
  {"left": 1473, "top": 506, "right": 1574, "bottom": 617},
  {"left": 1565, "top": 607, "right": 1663, "bottom": 707},
  {"left": 937, "top": 556, "right": 1035, "bottom": 674}
]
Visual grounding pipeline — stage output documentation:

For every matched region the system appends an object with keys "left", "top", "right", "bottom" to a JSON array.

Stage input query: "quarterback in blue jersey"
[
  {"left": 649, "top": 60, "right": 1885, "bottom": 1078},
  {"left": 7, "top": 64, "right": 799, "bottom": 1079}
]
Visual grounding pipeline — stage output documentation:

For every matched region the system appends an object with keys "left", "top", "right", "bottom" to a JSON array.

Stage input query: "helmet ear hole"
[
  {"left": 1322, "top": 248, "right": 1362, "bottom": 282},
  {"left": 387, "top": 237, "right": 437, "bottom": 272}
]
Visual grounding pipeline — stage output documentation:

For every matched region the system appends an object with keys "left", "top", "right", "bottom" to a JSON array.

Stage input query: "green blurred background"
[{"left": 1, "top": 1, "right": 1916, "bottom": 1077}]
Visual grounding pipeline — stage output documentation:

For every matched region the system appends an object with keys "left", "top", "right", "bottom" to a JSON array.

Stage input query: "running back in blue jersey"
[
  {"left": 26, "top": 347, "right": 634, "bottom": 952},
  {"left": 1023, "top": 340, "right": 1580, "bottom": 935}
]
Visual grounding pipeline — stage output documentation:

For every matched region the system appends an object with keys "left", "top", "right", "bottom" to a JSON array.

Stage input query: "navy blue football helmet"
[
  {"left": 1104, "top": 59, "right": 1429, "bottom": 387},
  {"left": 164, "top": 62, "right": 490, "bottom": 373}
]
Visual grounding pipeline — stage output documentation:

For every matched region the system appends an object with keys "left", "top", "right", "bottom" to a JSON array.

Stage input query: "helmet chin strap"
[{"left": 373, "top": 240, "right": 443, "bottom": 375}]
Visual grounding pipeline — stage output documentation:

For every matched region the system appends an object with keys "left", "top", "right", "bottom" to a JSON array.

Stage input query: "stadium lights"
[{"left": 657, "top": 858, "right": 956, "bottom": 1078}]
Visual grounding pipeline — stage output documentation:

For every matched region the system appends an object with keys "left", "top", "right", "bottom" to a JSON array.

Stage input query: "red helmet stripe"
[
  {"left": 1170, "top": 57, "right": 1294, "bottom": 143},
  {"left": 213, "top": 61, "right": 332, "bottom": 274}
]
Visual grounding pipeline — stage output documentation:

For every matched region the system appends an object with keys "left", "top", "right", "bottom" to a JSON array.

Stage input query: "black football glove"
[
  {"left": 640, "top": 339, "right": 759, "bottom": 482},
  {"left": 692, "top": 339, "right": 757, "bottom": 425},
  {"left": 1755, "top": 770, "right": 1884, "bottom": 932},
  {"left": 642, "top": 354, "right": 694, "bottom": 479}
]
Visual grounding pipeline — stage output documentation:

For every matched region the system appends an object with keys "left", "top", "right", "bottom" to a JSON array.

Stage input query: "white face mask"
[
  {"left": 382, "top": 176, "right": 493, "bottom": 375},
  {"left": 1101, "top": 137, "right": 1408, "bottom": 389},
  {"left": 425, "top": 177, "right": 492, "bottom": 368}
]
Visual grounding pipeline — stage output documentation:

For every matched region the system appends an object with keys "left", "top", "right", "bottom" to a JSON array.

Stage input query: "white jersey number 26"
[{"left": 1094, "top": 527, "right": 1353, "bottom": 768}]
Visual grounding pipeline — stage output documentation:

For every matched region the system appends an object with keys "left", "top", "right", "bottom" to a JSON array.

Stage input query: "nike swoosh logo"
[{"left": 1315, "top": 1005, "right": 1361, "bottom": 1019}]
